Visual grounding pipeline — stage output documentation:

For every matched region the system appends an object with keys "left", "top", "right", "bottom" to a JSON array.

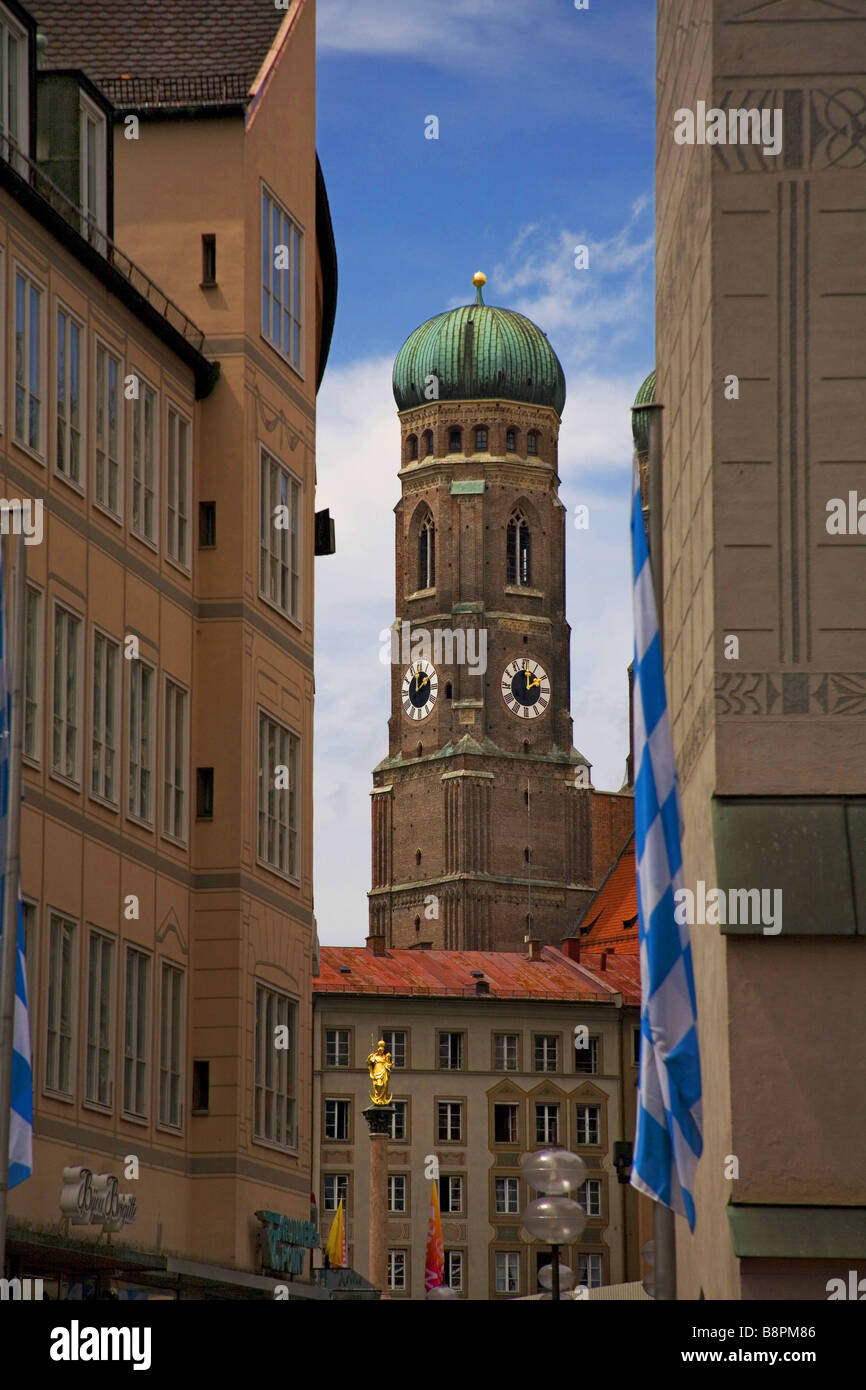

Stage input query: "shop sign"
[
  {"left": 255, "top": 1210, "right": 319, "bottom": 1276},
  {"left": 60, "top": 1166, "right": 137, "bottom": 1233}
]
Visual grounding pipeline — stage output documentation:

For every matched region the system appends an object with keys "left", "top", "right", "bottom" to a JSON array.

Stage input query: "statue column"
[{"left": 363, "top": 1103, "right": 395, "bottom": 1297}]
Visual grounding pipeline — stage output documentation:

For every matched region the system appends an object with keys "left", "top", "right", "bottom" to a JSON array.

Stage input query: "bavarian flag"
[
  {"left": 424, "top": 1179, "right": 444, "bottom": 1293},
  {"left": 324, "top": 1197, "right": 346, "bottom": 1268}
]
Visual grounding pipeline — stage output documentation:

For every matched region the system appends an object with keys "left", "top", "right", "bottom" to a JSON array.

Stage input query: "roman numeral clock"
[{"left": 501, "top": 658, "right": 551, "bottom": 719}]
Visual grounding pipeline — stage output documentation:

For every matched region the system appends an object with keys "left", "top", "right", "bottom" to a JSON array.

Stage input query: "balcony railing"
[{"left": 0, "top": 132, "right": 206, "bottom": 353}]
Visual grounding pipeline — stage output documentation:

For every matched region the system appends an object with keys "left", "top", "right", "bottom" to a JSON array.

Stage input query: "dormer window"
[
  {"left": 80, "top": 93, "right": 107, "bottom": 244},
  {"left": 0, "top": 5, "right": 29, "bottom": 168}
]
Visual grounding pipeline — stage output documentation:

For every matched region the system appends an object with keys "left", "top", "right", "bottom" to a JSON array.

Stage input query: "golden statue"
[{"left": 366, "top": 1039, "right": 393, "bottom": 1106}]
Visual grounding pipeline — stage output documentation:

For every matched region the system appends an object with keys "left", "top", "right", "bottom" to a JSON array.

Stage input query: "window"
[
  {"left": 444, "top": 1250, "right": 463, "bottom": 1292},
  {"left": 438, "top": 1032, "right": 463, "bottom": 1070},
  {"left": 388, "top": 1175, "right": 407, "bottom": 1214},
  {"left": 474, "top": 426, "right": 488, "bottom": 451},
  {"left": 257, "top": 711, "right": 300, "bottom": 878},
  {"left": 387, "top": 1249, "right": 407, "bottom": 1292},
  {"left": 578, "top": 1253, "right": 603, "bottom": 1289},
  {"left": 79, "top": 94, "right": 107, "bottom": 241},
  {"left": 91, "top": 631, "right": 119, "bottom": 804},
  {"left": 495, "top": 1252, "right": 520, "bottom": 1295},
  {"left": 23, "top": 584, "right": 42, "bottom": 763},
  {"left": 192, "top": 1060, "right": 209, "bottom": 1112},
  {"left": 95, "top": 342, "right": 122, "bottom": 515},
  {"left": 632, "top": 1026, "right": 641, "bottom": 1067},
  {"left": 534, "top": 1034, "right": 559, "bottom": 1072},
  {"left": 535, "top": 1102, "right": 560, "bottom": 1146},
  {"left": 440, "top": 1175, "right": 463, "bottom": 1215},
  {"left": 578, "top": 1179, "right": 602, "bottom": 1218},
  {"left": 506, "top": 428, "right": 516, "bottom": 452},
  {"left": 15, "top": 267, "right": 44, "bottom": 454},
  {"left": 159, "top": 962, "right": 184, "bottom": 1128},
  {"left": 0, "top": 7, "right": 28, "bottom": 163},
  {"left": 507, "top": 508, "right": 531, "bottom": 587},
  {"left": 261, "top": 184, "right": 303, "bottom": 370},
  {"left": 196, "top": 767, "right": 214, "bottom": 819},
  {"left": 131, "top": 378, "right": 158, "bottom": 543},
  {"left": 128, "top": 659, "right": 154, "bottom": 824},
  {"left": 407, "top": 434, "right": 418, "bottom": 461},
  {"left": 163, "top": 680, "right": 188, "bottom": 842},
  {"left": 22, "top": 900, "right": 36, "bottom": 1060},
  {"left": 437, "top": 1101, "right": 462, "bottom": 1142},
  {"left": 45, "top": 913, "right": 75, "bottom": 1095},
  {"left": 201, "top": 234, "right": 217, "bottom": 287},
  {"left": 123, "top": 947, "right": 149, "bottom": 1118},
  {"left": 422, "top": 430, "right": 433, "bottom": 458},
  {"left": 448, "top": 427, "right": 461, "bottom": 453},
  {"left": 576, "top": 1103, "right": 600, "bottom": 1146},
  {"left": 52, "top": 606, "right": 81, "bottom": 783},
  {"left": 324, "top": 1098, "right": 350, "bottom": 1142},
  {"left": 199, "top": 501, "right": 216, "bottom": 548},
  {"left": 389, "top": 1099, "right": 407, "bottom": 1141},
  {"left": 323, "top": 1174, "right": 348, "bottom": 1212},
  {"left": 382, "top": 1029, "right": 406, "bottom": 1068},
  {"left": 495, "top": 1176, "right": 519, "bottom": 1215},
  {"left": 494, "top": 1033, "right": 519, "bottom": 1071},
  {"left": 56, "top": 306, "right": 83, "bottom": 484},
  {"left": 325, "top": 1028, "right": 350, "bottom": 1068},
  {"left": 166, "top": 406, "right": 191, "bottom": 567},
  {"left": 259, "top": 448, "right": 301, "bottom": 620},
  {"left": 417, "top": 509, "right": 435, "bottom": 590},
  {"left": 494, "top": 1102, "right": 519, "bottom": 1144},
  {"left": 254, "top": 983, "right": 297, "bottom": 1148},
  {"left": 574, "top": 1036, "right": 598, "bottom": 1075},
  {"left": 527, "top": 430, "right": 538, "bottom": 456},
  {"left": 85, "top": 930, "right": 113, "bottom": 1107}
]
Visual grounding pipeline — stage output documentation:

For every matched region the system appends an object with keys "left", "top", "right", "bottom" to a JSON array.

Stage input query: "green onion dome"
[
  {"left": 393, "top": 272, "right": 566, "bottom": 416},
  {"left": 632, "top": 370, "right": 656, "bottom": 454}
]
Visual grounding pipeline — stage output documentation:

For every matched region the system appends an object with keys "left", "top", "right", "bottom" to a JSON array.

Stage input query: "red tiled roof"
[
  {"left": 577, "top": 833, "right": 639, "bottom": 956},
  {"left": 315, "top": 945, "right": 640, "bottom": 1006}
]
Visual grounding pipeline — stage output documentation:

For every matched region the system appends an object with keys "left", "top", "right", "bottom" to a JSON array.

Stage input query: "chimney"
[
  {"left": 527, "top": 939, "right": 543, "bottom": 962},
  {"left": 560, "top": 938, "right": 581, "bottom": 963},
  {"left": 365, "top": 934, "right": 387, "bottom": 957}
]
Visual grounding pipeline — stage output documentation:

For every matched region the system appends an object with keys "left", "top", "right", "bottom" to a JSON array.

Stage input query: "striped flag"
[
  {"left": 629, "top": 463, "right": 702, "bottom": 1230},
  {"left": 424, "top": 1179, "right": 444, "bottom": 1293}
]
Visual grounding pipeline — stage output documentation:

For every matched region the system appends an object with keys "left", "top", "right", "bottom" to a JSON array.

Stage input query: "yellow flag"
[{"left": 324, "top": 1197, "right": 345, "bottom": 1268}]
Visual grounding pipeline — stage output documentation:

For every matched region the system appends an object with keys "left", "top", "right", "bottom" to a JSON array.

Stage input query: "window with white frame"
[
  {"left": 495, "top": 1252, "right": 520, "bottom": 1295},
  {"left": 79, "top": 93, "right": 107, "bottom": 241},
  {"left": 163, "top": 679, "right": 188, "bottom": 842},
  {"left": 534, "top": 1033, "right": 558, "bottom": 1072},
  {"left": 95, "top": 342, "right": 122, "bottom": 515},
  {"left": 14, "top": 266, "right": 44, "bottom": 454},
  {"left": 166, "top": 405, "right": 191, "bottom": 567},
  {"left": 91, "top": 630, "right": 119, "bottom": 803},
  {"left": 578, "top": 1179, "right": 602, "bottom": 1218},
  {"left": 389, "top": 1099, "right": 407, "bottom": 1141},
  {"left": 257, "top": 710, "right": 299, "bottom": 878},
  {"left": 158, "top": 961, "right": 184, "bottom": 1128},
  {"left": 576, "top": 1103, "right": 600, "bottom": 1146},
  {"left": 24, "top": 583, "right": 42, "bottom": 763},
  {"left": 387, "top": 1249, "right": 407, "bottom": 1292},
  {"left": 0, "top": 7, "right": 28, "bottom": 164},
  {"left": 437, "top": 1100, "right": 462, "bottom": 1142},
  {"left": 444, "top": 1250, "right": 463, "bottom": 1293},
  {"left": 259, "top": 448, "right": 301, "bottom": 620},
  {"left": 123, "top": 946, "right": 149, "bottom": 1118},
  {"left": 323, "top": 1174, "right": 348, "bottom": 1212},
  {"left": 52, "top": 605, "right": 81, "bottom": 782},
  {"left": 574, "top": 1035, "right": 599, "bottom": 1075},
  {"left": 494, "top": 1033, "right": 518, "bottom": 1071},
  {"left": 325, "top": 1028, "right": 350, "bottom": 1068},
  {"left": 131, "top": 378, "right": 158, "bottom": 543},
  {"left": 85, "top": 930, "right": 113, "bottom": 1107},
  {"left": 535, "top": 1101, "right": 559, "bottom": 1146},
  {"left": 254, "top": 982, "right": 297, "bottom": 1148},
  {"left": 45, "top": 912, "right": 75, "bottom": 1095},
  {"left": 438, "top": 1032, "right": 463, "bottom": 1070},
  {"left": 493, "top": 1102, "right": 519, "bottom": 1144},
  {"left": 261, "top": 185, "right": 303, "bottom": 370},
  {"left": 56, "top": 306, "right": 83, "bottom": 484},
  {"left": 128, "top": 658, "right": 154, "bottom": 824},
  {"left": 440, "top": 1174, "right": 463, "bottom": 1215},
  {"left": 494, "top": 1176, "right": 519, "bottom": 1215},
  {"left": 381, "top": 1029, "right": 406, "bottom": 1068},
  {"left": 387, "top": 1174, "right": 406, "bottom": 1214},
  {"left": 578, "top": 1253, "right": 603, "bottom": 1289},
  {"left": 323, "top": 1097, "right": 350, "bottom": 1142}
]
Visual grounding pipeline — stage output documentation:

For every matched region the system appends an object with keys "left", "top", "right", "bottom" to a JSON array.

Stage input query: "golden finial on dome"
[{"left": 472, "top": 271, "right": 486, "bottom": 287}]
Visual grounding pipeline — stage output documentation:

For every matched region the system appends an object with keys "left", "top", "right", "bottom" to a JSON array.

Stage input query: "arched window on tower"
[
  {"left": 506, "top": 428, "right": 517, "bottom": 453},
  {"left": 448, "top": 427, "right": 462, "bottom": 453},
  {"left": 507, "top": 507, "right": 531, "bottom": 586},
  {"left": 527, "top": 430, "right": 538, "bottom": 456},
  {"left": 423, "top": 429, "right": 434, "bottom": 458},
  {"left": 474, "top": 426, "right": 488, "bottom": 452},
  {"left": 418, "top": 508, "right": 435, "bottom": 589},
  {"left": 407, "top": 433, "right": 419, "bottom": 461}
]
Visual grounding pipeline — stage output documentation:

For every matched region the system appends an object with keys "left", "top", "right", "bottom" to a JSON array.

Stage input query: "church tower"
[{"left": 368, "top": 274, "right": 627, "bottom": 952}]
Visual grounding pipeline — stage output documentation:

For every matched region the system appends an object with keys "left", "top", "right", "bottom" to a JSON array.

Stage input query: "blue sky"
[{"left": 313, "top": 0, "right": 655, "bottom": 945}]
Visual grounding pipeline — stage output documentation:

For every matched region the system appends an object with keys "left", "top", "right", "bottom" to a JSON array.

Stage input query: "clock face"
[
  {"left": 501, "top": 658, "right": 551, "bottom": 719},
  {"left": 402, "top": 660, "right": 438, "bottom": 720}
]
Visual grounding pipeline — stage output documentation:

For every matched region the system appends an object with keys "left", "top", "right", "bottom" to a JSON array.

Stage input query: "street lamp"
[{"left": 521, "top": 1149, "right": 587, "bottom": 1300}]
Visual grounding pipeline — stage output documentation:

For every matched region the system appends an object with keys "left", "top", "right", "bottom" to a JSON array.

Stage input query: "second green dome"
[{"left": 393, "top": 276, "right": 566, "bottom": 417}]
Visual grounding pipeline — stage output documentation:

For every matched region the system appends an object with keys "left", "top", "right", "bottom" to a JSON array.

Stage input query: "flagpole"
[{"left": 0, "top": 532, "right": 26, "bottom": 1277}]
